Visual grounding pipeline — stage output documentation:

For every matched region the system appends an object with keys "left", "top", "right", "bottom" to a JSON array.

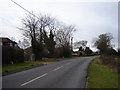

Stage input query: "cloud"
[{"left": 0, "top": 1, "right": 118, "bottom": 50}]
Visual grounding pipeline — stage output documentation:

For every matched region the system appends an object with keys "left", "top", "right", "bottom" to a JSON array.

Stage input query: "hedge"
[{"left": 2, "top": 46, "right": 24, "bottom": 65}]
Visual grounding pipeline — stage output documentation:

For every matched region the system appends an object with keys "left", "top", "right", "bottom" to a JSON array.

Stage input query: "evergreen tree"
[
  {"left": 79, "top": 46, "right": 84, "bottom": 52},
  {"left": 84, "top": 47, "right": 93, "bottom": 55},
  {"left": 94, "top": 33, "right": 113, "bottom": 54}
]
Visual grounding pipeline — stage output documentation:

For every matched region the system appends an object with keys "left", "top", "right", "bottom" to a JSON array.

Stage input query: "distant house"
[
  {"left": 1, "top": 37, "right": 24, "bottom": 64},
  {"left": 24, "top": 46, "right": 49, "bottom": 61},
  {"left": 24, "top": 46, "right": 32, "bottom": 55},
  {"left": 0, "top": 37, "right": 19, "bottom": 48},
  {"left": 72, "top": 51, "right": 84, "bottom": 56},
  {"left": 24, "top": 47, "right": 34, "bottom": 61},
  {"left": 72, "top": 51, "right": 79, "bottom": 56}
]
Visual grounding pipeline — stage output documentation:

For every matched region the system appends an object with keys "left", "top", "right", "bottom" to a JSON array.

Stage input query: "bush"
[
  {"left": 100, "top": 55, "right": 119, "bottom": 72},
  {"left": 53, "top": 47, "right": 72, "bottom": 58},
  {"left": 53, "top": 47, "right": 63, "bottom": 58},
  {"left": 2, "top": 46, "right": 24, "bottom": 65},
  {"left": 24, "top": 53, "right": 31, "bottom": 61},
  {"left": 62, "top": 47, "right": 72, "bottom": 57},
  {"left": 100, "top": 55, "right": 113, "bottom": 65}
]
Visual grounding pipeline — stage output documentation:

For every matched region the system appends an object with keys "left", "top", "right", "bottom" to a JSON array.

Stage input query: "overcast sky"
[{"left": 0, "top": 0, "right": 118, "bottom": 51}]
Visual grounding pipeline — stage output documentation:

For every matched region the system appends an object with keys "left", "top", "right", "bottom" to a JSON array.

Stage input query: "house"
[
  {"left": 24, "top": 47, "right": 34, "bottom": 61},
  {"left": 24, "top": 46, "right": 49, "bottom": 61},
  {"left": 1, "top": 37, "right": 24, "bottom": 64},
  {"left": 72, "top": 51, "right": 85, "bottom": 56},
  {"left": 0, "top": 37, "right": 19, "bottom": 48}
]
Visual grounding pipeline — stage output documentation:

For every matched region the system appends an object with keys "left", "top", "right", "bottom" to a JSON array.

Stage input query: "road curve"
[{"left": 2, "top": 56, "right": 97, "bottom": 88}]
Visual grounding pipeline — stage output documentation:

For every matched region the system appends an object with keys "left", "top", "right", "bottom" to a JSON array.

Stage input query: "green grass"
[
  {"left": 2, "top": 58, "right": 59, "bottom": 75},
  {"left": 57, "top": 56, "right": 79, "bottom": 60},
  {"left": 2, "top": 61, "right": 42, "bottom": 74},
  {"left": 2, "top": 56, "right": 87, "bottom": 75},
  {"left": 88, "top": 58, "right": 119, "bottom": 88},
  {"left": 40, "top": 58, "right": 59, "bottom": 62}
]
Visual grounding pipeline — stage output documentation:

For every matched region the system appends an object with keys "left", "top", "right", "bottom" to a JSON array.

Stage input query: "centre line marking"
[
  {"left": 52, "top": 65, "right": 63, "bottom": 71},
  {"left": 20, "top": 73, "right": 48, "bottom": 86}
]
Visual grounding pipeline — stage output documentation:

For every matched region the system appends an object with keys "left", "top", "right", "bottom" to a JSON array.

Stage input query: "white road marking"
[
  {"left": 52, "top": 65, "right": 63, "bottom": 71},
  {"left": 21, "top": 73, "right": 48, "bottom": 86}
]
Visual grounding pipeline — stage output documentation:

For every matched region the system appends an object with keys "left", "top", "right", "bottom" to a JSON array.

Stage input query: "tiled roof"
[{"left": 0, "top": 37, "right": 17, "bottom": 44}]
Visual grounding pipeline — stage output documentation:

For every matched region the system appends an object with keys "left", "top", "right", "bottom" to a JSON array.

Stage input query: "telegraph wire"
[{"left": 11, "top": 0, "right": 38, "bottom": 19}]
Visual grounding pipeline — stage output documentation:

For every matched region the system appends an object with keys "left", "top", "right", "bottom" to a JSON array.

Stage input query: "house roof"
[
  {"left": 24, "top": 46, "right": 32, "bottom": 54},
  {"left": 0, "top": 37, "right": 17, "bottom": 44}
]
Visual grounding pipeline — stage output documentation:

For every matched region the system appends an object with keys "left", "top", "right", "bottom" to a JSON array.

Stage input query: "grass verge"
[
  {"left": 40, "top": 58, "right": 59, "bottom": 62},
  {"left": 2, "top": 61, "right": 43, "bottom": 75},
  {"left": 2, "top": 58, "right": 61, "bottom": 75},
  {"left": 2, "top": 56, "right": 80, "bottom": 75},
  {"left": 87, "top": 58, "right": 119, "bottom": 88}
]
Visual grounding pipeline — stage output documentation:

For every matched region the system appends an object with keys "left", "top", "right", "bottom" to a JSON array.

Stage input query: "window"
[
  {"left": 10, "top": 43, "right": 13, "bottom": 46},
  {"left": 15, "top": 44, "right": 17, "bottom": 47},
  {"left": 0, "top": 41, "right": 2, "bottom": 46}
]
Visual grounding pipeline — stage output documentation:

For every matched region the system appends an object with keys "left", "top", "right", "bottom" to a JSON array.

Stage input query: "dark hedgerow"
[{"left": 2, "top": 46, "right": 24, "bottom": 65}]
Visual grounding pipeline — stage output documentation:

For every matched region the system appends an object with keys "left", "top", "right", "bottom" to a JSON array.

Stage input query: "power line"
[{"left": 11, "top": 0, "right": 38, "bottom": 19}]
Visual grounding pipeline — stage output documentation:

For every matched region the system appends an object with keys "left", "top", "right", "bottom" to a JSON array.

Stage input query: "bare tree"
[
  {"left": 20, "top": 12, "right": 57, "bottom": 59},
  {"left": 18, "top": 38, "right": 30, "bottom": 49},
  {"left": 55, "top": 23, "right": 76, "bottom": 48},
  {"left": 38, "top": 14, "right": 55, "bottom": 33},
  {"left": 74, "top": 40, "right": 87, "bottom": 50},
  {"left": 37, "top": 14, "right": 56, "bottom": 57},
  {"left": 20, "top": 11, "right": 77, "bottom": 58},
  {"left": 20, "top": 12, "right": 41, "bottom": 60},
  {"left": 21, "top": 12, "right": 39, "bottom": 41},
  {"left": 54, "top": 23, "right": 76, "bottom": 57}
]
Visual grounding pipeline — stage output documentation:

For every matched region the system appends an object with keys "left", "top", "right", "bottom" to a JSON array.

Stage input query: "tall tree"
[
  {"left": 20, "top": 12, "right": 56, "bottom": 59},
  {"left": 55, "top": 24, "right": 75, "bottom": 48},
  {"left": 79, "top": 46, "right": 84, "bottom": 52},
  {"left": 38, "top": 14, "right": 56, "bottom": 57},
  {"left": 20, "top": 12, "right": 39, "bottom": 60},
  {"left": 48, "top": 30, "right": 56, "bottom": 55},
  {"left": 18, "top": 38, "right": 30, "bottom": 49},
  {"left": 74, "top": 40, "right": 87, "bottom": 50},
  {"left": 84, "top": 47, "right": 93, "bottom": 55},
  {"left": 20, "top": 12, "right": 77, "bottom": 58},
  {"left": 93, "top": 33, "right": 114, "bottom": 54},
  {"left": 55, "top": 24, "right": 76, "bottom": 57}
]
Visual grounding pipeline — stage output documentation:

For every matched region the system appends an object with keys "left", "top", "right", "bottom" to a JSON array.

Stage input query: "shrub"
[
  {"left": 62, "top": 47, "right": 72, "bottom": 57},
  {"left": 53, "top": 47, "right": 63, "bottom": 58},
  {"left": 53, "top": 47, "right": 72, "bottom": 58},
  {"left": 100, "top": 55, "right": 112, "bottom": 65},
  {"left": 100, "top": 55, "right": 119, "bottom": 72},
  {"left": 2, "top": 46, "right": 24, "bottom": 65},
  {"left": 24, "top": 53, "right": 31, "bottom": 61}
]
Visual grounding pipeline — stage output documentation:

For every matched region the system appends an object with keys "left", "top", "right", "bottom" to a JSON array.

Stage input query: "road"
[{"left": 2, "top": 56, "right": 97, "bottom": 88}]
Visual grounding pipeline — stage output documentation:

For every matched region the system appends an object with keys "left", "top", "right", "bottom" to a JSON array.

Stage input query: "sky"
[{"left": 0, "top": 0, "right": 119, "bottom": 51}]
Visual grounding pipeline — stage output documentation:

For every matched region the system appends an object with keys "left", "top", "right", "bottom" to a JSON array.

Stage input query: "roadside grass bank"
[
  {"left": 40, "top": 58, "right": 59, "bottom": 62},
  {"left": 100, "top": 55, "right": 120, "bottom": 73},
  {"left": 87, "top": 58, "right": 119, "bottom": 88},
  {"left": 2, "top": 56, "right": 78, "bottom": 75},
  {"left": 55, "top": 56, "right": 80, "bottom": 60},
  {"left": 2, "top": 61, "right": 43, "bottom": 75},
  {"left": 2, "top": 58, "right": 60, "bottom": 75}
]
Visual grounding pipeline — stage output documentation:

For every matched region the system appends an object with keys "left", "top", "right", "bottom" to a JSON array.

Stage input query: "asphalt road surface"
[{"left": 2, "top": 56, "right": 97, "bottom": 88}]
